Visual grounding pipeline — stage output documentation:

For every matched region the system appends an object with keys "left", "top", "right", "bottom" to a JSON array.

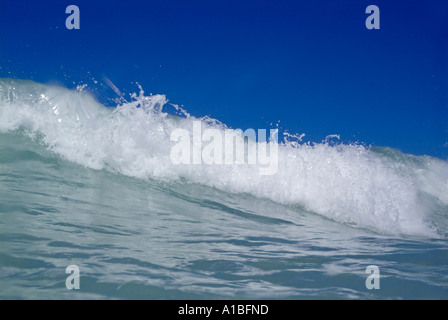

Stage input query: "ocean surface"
[{"left": 0, "top": 78, "right": 447, "bottom": 299}]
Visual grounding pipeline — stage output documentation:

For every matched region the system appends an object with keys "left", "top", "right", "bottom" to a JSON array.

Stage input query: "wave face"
[
  {"left": 1, "top": 78, "right": 447, "bottom": 237},
  {"left": 1, "top": 78, "right": 448, "bottom": 299}
]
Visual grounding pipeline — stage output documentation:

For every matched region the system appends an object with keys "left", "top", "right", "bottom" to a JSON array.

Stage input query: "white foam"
[{"left": 1, "top": 78, "right": 447, "bottom": 237}]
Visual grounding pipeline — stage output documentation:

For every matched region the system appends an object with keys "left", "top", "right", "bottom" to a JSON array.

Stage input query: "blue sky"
[{"left": 0, "top": 0, "right": 447, "bottom": 157}]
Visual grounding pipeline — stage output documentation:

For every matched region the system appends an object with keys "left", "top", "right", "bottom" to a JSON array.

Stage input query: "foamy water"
[{"left": 1, "top": 78, "right": 447, "bottom": 299}]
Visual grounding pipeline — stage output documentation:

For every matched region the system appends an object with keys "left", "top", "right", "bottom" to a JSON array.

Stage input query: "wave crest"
[{"left": 1, "top": 78, "right": 447, "bottom": 237}]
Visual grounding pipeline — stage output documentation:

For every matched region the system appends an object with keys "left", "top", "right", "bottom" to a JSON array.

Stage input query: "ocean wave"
[{"left": 1, "top": 78, "right": 447, "bottom": 237}]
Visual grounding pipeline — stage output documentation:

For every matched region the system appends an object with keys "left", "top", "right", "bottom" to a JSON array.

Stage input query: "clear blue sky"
[{"left": 0, "top": 0, "right": 447, "bottom": 157}]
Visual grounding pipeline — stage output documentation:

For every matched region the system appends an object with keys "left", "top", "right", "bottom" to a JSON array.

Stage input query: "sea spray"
[{"left": 1, "top": 78, "right": 447, "bottom": 237}]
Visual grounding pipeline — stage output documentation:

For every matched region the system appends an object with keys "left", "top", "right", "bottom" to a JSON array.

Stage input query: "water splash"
[{"left": 1, "top": 78, "right": 447, "bottom": 237}]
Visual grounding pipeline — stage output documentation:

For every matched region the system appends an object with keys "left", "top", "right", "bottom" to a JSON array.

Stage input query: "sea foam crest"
[{"left": 1, "top": 78, "right": 447, "bottom": 237}]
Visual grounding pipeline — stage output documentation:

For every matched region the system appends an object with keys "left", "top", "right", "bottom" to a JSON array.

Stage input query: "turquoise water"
[{"left": 0, "top": 79, "right": 448, "bottom": 299}]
